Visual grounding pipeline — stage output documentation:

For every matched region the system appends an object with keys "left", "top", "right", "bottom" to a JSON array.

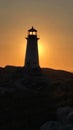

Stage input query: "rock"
[
  {"left": 66, "top": 112, "right": 73, "bottom": 124},
  {"left": 40, "top": 121, "right": 73, "bottom": 130},
  {"left": 59, "top": 124, "right": 73, "bottom": 130},
  {"left": 57, "top": 107, "right": 73, "bottom": 123},
  {"left": 40, "top": 121, "right": 60, "bottom": 130}
]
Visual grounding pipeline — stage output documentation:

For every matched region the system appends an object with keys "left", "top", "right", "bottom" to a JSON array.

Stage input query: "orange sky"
[{"left": 0, "top": 0, "right": 73, "bottom": 71}]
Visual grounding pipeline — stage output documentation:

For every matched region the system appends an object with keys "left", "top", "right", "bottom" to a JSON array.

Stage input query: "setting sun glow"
[
  {"left": 0, "top": 0, "right": 73, "bottom": 71},
  {"left": 38, "top": 42, "right": 45, "bottom": 58}
]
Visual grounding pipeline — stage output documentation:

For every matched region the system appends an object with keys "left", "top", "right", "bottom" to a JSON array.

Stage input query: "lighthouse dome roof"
[{"left": 28, "top": 26, "right": 37, "bottom": 32}]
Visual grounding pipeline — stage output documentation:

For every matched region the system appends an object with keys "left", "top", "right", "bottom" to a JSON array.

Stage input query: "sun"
[{"left": 38, "top": 42, "right": 45, "bottom": 57}]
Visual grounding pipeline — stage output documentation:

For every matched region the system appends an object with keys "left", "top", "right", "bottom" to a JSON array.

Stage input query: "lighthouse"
[{"left": 25, "top": 27, "right": 39, "bottom": 68}]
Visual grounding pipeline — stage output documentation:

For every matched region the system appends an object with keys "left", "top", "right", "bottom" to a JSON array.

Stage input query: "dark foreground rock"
[
  {"left": 0, "top": 66, "right": 73, "bottom": 129},
  {"left": 40, "top": 107, "right": 73, "bottom": 130}
]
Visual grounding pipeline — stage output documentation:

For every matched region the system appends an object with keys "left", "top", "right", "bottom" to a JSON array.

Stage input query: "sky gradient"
[{"left": 0, "top": 0, "right": 73, "bottom": 71}]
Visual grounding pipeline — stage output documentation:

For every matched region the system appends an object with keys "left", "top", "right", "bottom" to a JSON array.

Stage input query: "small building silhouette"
[{"left": 25, "top": 27, "right": 39, "bottom": 68}]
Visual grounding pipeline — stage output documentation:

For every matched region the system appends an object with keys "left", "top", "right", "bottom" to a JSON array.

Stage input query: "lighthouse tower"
[{"left": 25, "top": 27, "right": 39, "bottom": 68}]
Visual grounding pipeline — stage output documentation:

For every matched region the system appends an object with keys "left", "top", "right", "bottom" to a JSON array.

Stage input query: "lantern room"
[{"left": 28, "top": 26, "right": 37, "bottom": 36}]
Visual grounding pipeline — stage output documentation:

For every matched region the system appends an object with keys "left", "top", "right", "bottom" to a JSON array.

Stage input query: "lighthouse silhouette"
[{"left": 25, "top": 27, "right": 39, "bottom": 68}]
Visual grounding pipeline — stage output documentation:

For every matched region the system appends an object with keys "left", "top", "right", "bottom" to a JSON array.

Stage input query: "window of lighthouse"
[
  {"left": 30, "top": 32, "right": 33, "bottom": 35},
  {"left": 33, "top": 32, "right": 36, "bottom": 35},
  {"left": 29, "top": 31, "right": 36, "bottom": 35}
]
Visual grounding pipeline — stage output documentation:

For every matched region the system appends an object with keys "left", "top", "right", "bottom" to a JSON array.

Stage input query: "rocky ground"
[
  {"left": 0, "top": 66, "right": 73, "bottom": 129},
  {"left": 40, "top": 107, "right": 73, "bottom": 130}
]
